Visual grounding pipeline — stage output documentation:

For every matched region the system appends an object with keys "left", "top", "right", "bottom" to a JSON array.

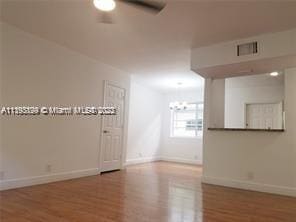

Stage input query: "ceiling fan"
[{"left": 93, "top": 0, "right": 166, "bottom": 23}]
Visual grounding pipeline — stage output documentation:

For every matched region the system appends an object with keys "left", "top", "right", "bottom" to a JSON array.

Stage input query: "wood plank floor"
[{"left": 1, "top": 162, "right": 296, "bottom": 222}]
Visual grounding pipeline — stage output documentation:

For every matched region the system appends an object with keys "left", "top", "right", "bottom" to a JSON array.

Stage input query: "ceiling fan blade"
[
  {"left": 96, "top": 11, "right": 115, "bottom": 24},
  {"left": 119, "top": 0, "right": 166, "bottom": 14}
]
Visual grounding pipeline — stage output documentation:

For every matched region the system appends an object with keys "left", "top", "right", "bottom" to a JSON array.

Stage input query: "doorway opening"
[{"left": 125, "top": 74, "right": 204, "bottom": 168}]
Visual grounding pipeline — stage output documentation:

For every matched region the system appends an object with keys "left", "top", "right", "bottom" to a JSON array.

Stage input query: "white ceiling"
[
  {"left": 132, "top": 70, "right": 204, "bottom": 93},
  {"left": 1, "top": 0, "right": 296, "bottom": 90}
]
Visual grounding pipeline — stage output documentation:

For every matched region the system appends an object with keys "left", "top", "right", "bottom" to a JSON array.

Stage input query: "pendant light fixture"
[{"left": 169, "top": 82, "right": 188, "bottom": 111}]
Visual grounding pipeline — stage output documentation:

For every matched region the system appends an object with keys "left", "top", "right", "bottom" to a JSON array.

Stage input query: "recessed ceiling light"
[
  {"left": 93, "top": 0, "right": 116, "bottom": 12},
  {"left": 270, "top": 71, "right": 279, "bottom": 77}
]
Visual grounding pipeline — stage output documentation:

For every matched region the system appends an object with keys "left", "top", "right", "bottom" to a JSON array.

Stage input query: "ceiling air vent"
[{"left": 237, "top": 41, "right": 258, "bottom": 56}]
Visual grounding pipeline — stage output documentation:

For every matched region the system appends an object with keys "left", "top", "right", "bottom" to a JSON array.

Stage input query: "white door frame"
[{"left": 98, "top": 80, "right": 127, "bottom": 173}]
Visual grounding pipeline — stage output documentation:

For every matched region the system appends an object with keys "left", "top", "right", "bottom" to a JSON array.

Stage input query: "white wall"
[
  {"left": 0, "top": 22, "right": 130, "bottom": 190},
  {"left": 204, "top": 79, "right": 225, "bottom": 129},
  {"left": 126, "top": 79, "right": 163, "bottom": 165},
  {"left": 0, "top": 23, "right": 3, "bottom": 181},
  {"left": 203, "top": 68, "right": 296, "bottom": 197},
  {"left": 161, "top": 90, "right": 204, "bottom": 165},
  {"left": 225, "top": 74, "right": 285, "bottom": 128},
  {"left": 209, "top": 79, "right": 225, "bottom": 128}
]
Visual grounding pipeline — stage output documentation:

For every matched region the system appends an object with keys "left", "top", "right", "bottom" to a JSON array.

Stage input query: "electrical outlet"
[
  {"left": 194, "top": 155, "right": 198, "bottom": 160},
  {"left": 0, "top": 171, "right": 4, "bottom": 180},
  {"left": 247, "top": 172, "right": 254, "bottom": 180},
  {"left": 138, "top": 153, "right": 143, "bottom": 157},
  {"left": 46, "top": 164, "right": 52, "bottom": 173}
]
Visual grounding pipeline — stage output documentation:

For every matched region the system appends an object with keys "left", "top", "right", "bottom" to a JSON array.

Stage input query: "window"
[{"left": 170, "top": 102, "right": 203, "bottom": 138}]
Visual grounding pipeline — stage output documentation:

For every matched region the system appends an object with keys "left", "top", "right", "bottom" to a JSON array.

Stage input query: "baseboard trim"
[
  {"left": 125, "top": 156, "right": 202, "bottom": 166},
  {"left": 202, "top": 175, "right": 296, "bottom": 197},
  {"left": 0, "top": 168, "right": 99, "bottom": 191},
  {"left": 160, "top": 157, "right": 202, "bottom": 165},
  {"left": 125, "top": 157, "right": 161, "bottom": 166}
]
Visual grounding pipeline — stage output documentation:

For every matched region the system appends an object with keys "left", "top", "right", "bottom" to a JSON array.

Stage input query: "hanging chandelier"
[
  {"left": 169, "top": 101, "right": 188, "bottom": 110},
  {"left": 169, "top": 82, "right": 188, "bottom": 110}
]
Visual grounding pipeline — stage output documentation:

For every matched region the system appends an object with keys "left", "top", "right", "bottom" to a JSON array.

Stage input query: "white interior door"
[
  {"left": 100, "top": 81, "right": 125, "bottom": 172},
  {"left": 246, "top": 102, "right": 283, "bottom": 129}
]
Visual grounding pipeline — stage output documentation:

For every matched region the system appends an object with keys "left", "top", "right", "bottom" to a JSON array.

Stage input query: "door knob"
[{"left": 103, "top": 130, "right": 109, "bottom": 133}]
